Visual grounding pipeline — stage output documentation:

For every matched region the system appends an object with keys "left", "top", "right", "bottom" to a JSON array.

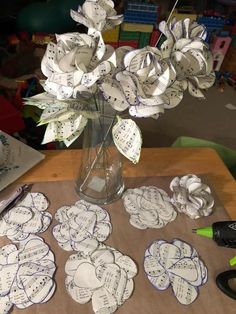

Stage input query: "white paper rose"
[
  {"left": 70, "top": 0, "right": 123, "bottom": 32},
  {"left": 159, "top": 18, "right": 215, "bottom": 98},
  {"left": 41, "top": 31, "right": 116, "bottom": 99},
  {"left": 100, "top": 46, "right": 184, "bottom": 118},
  {"left": 170, "top": 174, "right": 214, "bottom": 219}
]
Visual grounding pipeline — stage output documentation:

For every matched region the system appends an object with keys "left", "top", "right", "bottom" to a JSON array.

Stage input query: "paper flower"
[
  {"left": 144, "top": 239, "right": 207, "bottom": 305},
  {"left": 0, "top": 236, "right": 56, "bottom": 313},
  {"left": 65, "top": 244, "right": 137, "bottom": 313},
  {"left": 24, "top": 0, "right": 215, "bottom": 163},
  {"left": 169, "top": 174, "right": 214, "bottom": 219},
  {"left": 0, "top": 192, "right": 52, "bottom": 241},
  {"left": 122, "top": 186, "right": 177, "bottom": 229},
  {"left": 70, "top": 0, "right": 123, "bottom": 32},
  {"left": 41, "top": 31, "right": 117, "bottom": 99},
  {"left": 159, "top": 18, "right": 215, "bottom": 98},
  {"left": 52, "top": 200, "right": 112, "bottom": 253},
  {"left": 100, "top": 47, "right": 185, "bottom": 118}
]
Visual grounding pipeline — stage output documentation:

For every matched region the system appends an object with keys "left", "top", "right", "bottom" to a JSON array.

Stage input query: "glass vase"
[{"left": 75, "top": 98, "right": 125, "bottom": 205}]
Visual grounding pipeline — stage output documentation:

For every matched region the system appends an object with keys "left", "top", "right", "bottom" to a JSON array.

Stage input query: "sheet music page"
[{"left": 0, "top": 131, "right": 45, "bottom": 191}]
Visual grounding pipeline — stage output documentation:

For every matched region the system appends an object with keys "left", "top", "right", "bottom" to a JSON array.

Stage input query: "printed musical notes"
[
  {"left": 52, "top": 200, "right": 112, "bottom": 253},
  {"left": 144, "top": 239, "right": 207, "bottom": 305},
  {"left": 70, "top": 0, "right": 123, "bottom": 32},
  {"left": 65, "top": 243, "right": 137, "bottom": 313},
  {"left": 0, "top": 192, "right": 52, "bottom": 241},
  {"left": 0, "top": 133, "right": 10, "bottom": 175},
  {"left": 122, "top": 186, "right": 177, "bottom": 229},
  {"left": 0, "top": 236, "right": 56, "bottom": 313},
  {"left": 112, "top": 118, "right": 142, "bottom": 164},
  {"left": 170, "top": 174, "right": 214, "bottom": 219},
  {"left": 159, "top": 18, "right": 215, "bottom": 98}
]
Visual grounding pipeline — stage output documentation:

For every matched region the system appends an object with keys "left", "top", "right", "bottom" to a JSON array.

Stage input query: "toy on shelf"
[
  {"left": 123, "top": 1, "right": 160, "bottom": 24},
  {"left": 197, "top": 16, "right": 225, "bottom": 43},
  {"left": 211, "top": 32, "right": 232, "bottom": 71},
  {"left": 102, "top": 25, "right": 120, "bottom": 43},
  {"left": 172, "top": 9, "right": 197, "bottom": 22}
]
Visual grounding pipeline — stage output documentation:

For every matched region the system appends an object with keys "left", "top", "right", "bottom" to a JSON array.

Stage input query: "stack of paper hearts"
[
  {"left": 0, "top": 236, "right": 56, "bottom": 313},
  {"left": 0, "top": 192, "right": 52, "bottom": 241},
  {"left": 170, "top": 174, "right": 214, "bottom": 219},
  {"left": 65, "top": 243, "right": 137, "bottom": 313},
  {"left": 122, "top": 186, "right": 177, "bottom": 229},
  {"left": 52, "top": 200, "right": 112, "bottom": 253},
  {"left": 144, "top": 239, "right": 207, "bottom": 305}
]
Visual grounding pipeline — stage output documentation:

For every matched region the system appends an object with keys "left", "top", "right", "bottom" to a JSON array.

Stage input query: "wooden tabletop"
[
  {"left": 18, "top": 147, "right": 236, "bottom": 219},
  {"left": 3, "top": 147, "right": 236, "bottom": 314}
]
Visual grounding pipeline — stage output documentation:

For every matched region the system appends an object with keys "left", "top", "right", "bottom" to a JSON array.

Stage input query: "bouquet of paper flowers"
[{"left": 25, "top": 0, "right": 215, "bottom": 164}]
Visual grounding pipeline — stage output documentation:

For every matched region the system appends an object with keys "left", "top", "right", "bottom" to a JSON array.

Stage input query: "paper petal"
[{"left": 112, "top": 118, "right": 142, "bottom": 164}]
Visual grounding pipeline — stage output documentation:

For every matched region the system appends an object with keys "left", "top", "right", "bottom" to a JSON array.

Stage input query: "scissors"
[
  {"left": 0, "top": 184, "right": 31, "bottom": 215},
  {"left": 216, "top": 268, "right": 236, "bottom": 300}
]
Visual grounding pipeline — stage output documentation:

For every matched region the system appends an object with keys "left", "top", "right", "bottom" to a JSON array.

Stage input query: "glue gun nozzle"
[{"left": 192, "top": 229, "right": 197, "bottom": 233}]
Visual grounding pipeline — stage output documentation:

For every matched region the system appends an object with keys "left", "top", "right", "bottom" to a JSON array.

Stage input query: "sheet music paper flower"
[
  {"left": 24, "top": 0, "right": 215, "bottom": 163},
  {"left": 170, "top": 174, "right": 214, "bottom": 219},
  {"left": 70, "top": 0, "right": 123, "bottom": 32},
  {"left": 159, "top": 18, "right": 215, "bottom": 99}
]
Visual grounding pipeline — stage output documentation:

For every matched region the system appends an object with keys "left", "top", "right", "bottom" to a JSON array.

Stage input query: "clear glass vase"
[{"left": 75, "top": 98, "right": 125, "bottom": 205}]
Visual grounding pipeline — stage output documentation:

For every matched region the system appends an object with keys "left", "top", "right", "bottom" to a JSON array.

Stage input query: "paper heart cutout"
[
  {"left": 75, "top": 211, "right": 97, "bottom": 233},
  {"left": 74, "top": 262, "right": 102, "bottom": 289},
  {"left": 159, "top": 243, "right": 181, "bottom": 269},
  {"left": 0, "top": 264, "right": 18, "bottom": 296},
  {"left": 18, "top": 239, "right": 49, "bottom": 264},
  {"left": 168, "top": 258, "right": 198, "bottom": 282},
  {"left": 5, "top": 206, "right": 33, "bottom": 225},
  {"left": 20, "top": 274, "right": 54, "bottom": 303},
  {"left": 96, "top": 263, "right": 121, "bottom": 295}
]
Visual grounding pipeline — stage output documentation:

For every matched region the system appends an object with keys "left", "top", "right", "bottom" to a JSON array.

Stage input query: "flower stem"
[{"left": 79, "top": 113, "right": 117, "bottom": 192}]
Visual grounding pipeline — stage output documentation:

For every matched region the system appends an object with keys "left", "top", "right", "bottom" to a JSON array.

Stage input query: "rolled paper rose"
[
  {"left": 70, "top": 0, "right": 123, "bottom": 32},
  {"left": 159, "top": 18, "right": 215, "bottom": 98},
  {"left": 100, "top": 46, "right": 184, "bottom": 117},
  {"left": 170, "top": 174, "right": 214, "bottom": 219},
  {"left": 41, "top": 31, "right": 116, "bottom": 100}
]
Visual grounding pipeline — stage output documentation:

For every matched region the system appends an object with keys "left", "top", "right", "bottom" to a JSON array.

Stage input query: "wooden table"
[
  {"left": 18, "top": 147, "right": 236, "bottom": 219},
  {"left": 3, "top": 147, "right": 236, "bottom": 314}
]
